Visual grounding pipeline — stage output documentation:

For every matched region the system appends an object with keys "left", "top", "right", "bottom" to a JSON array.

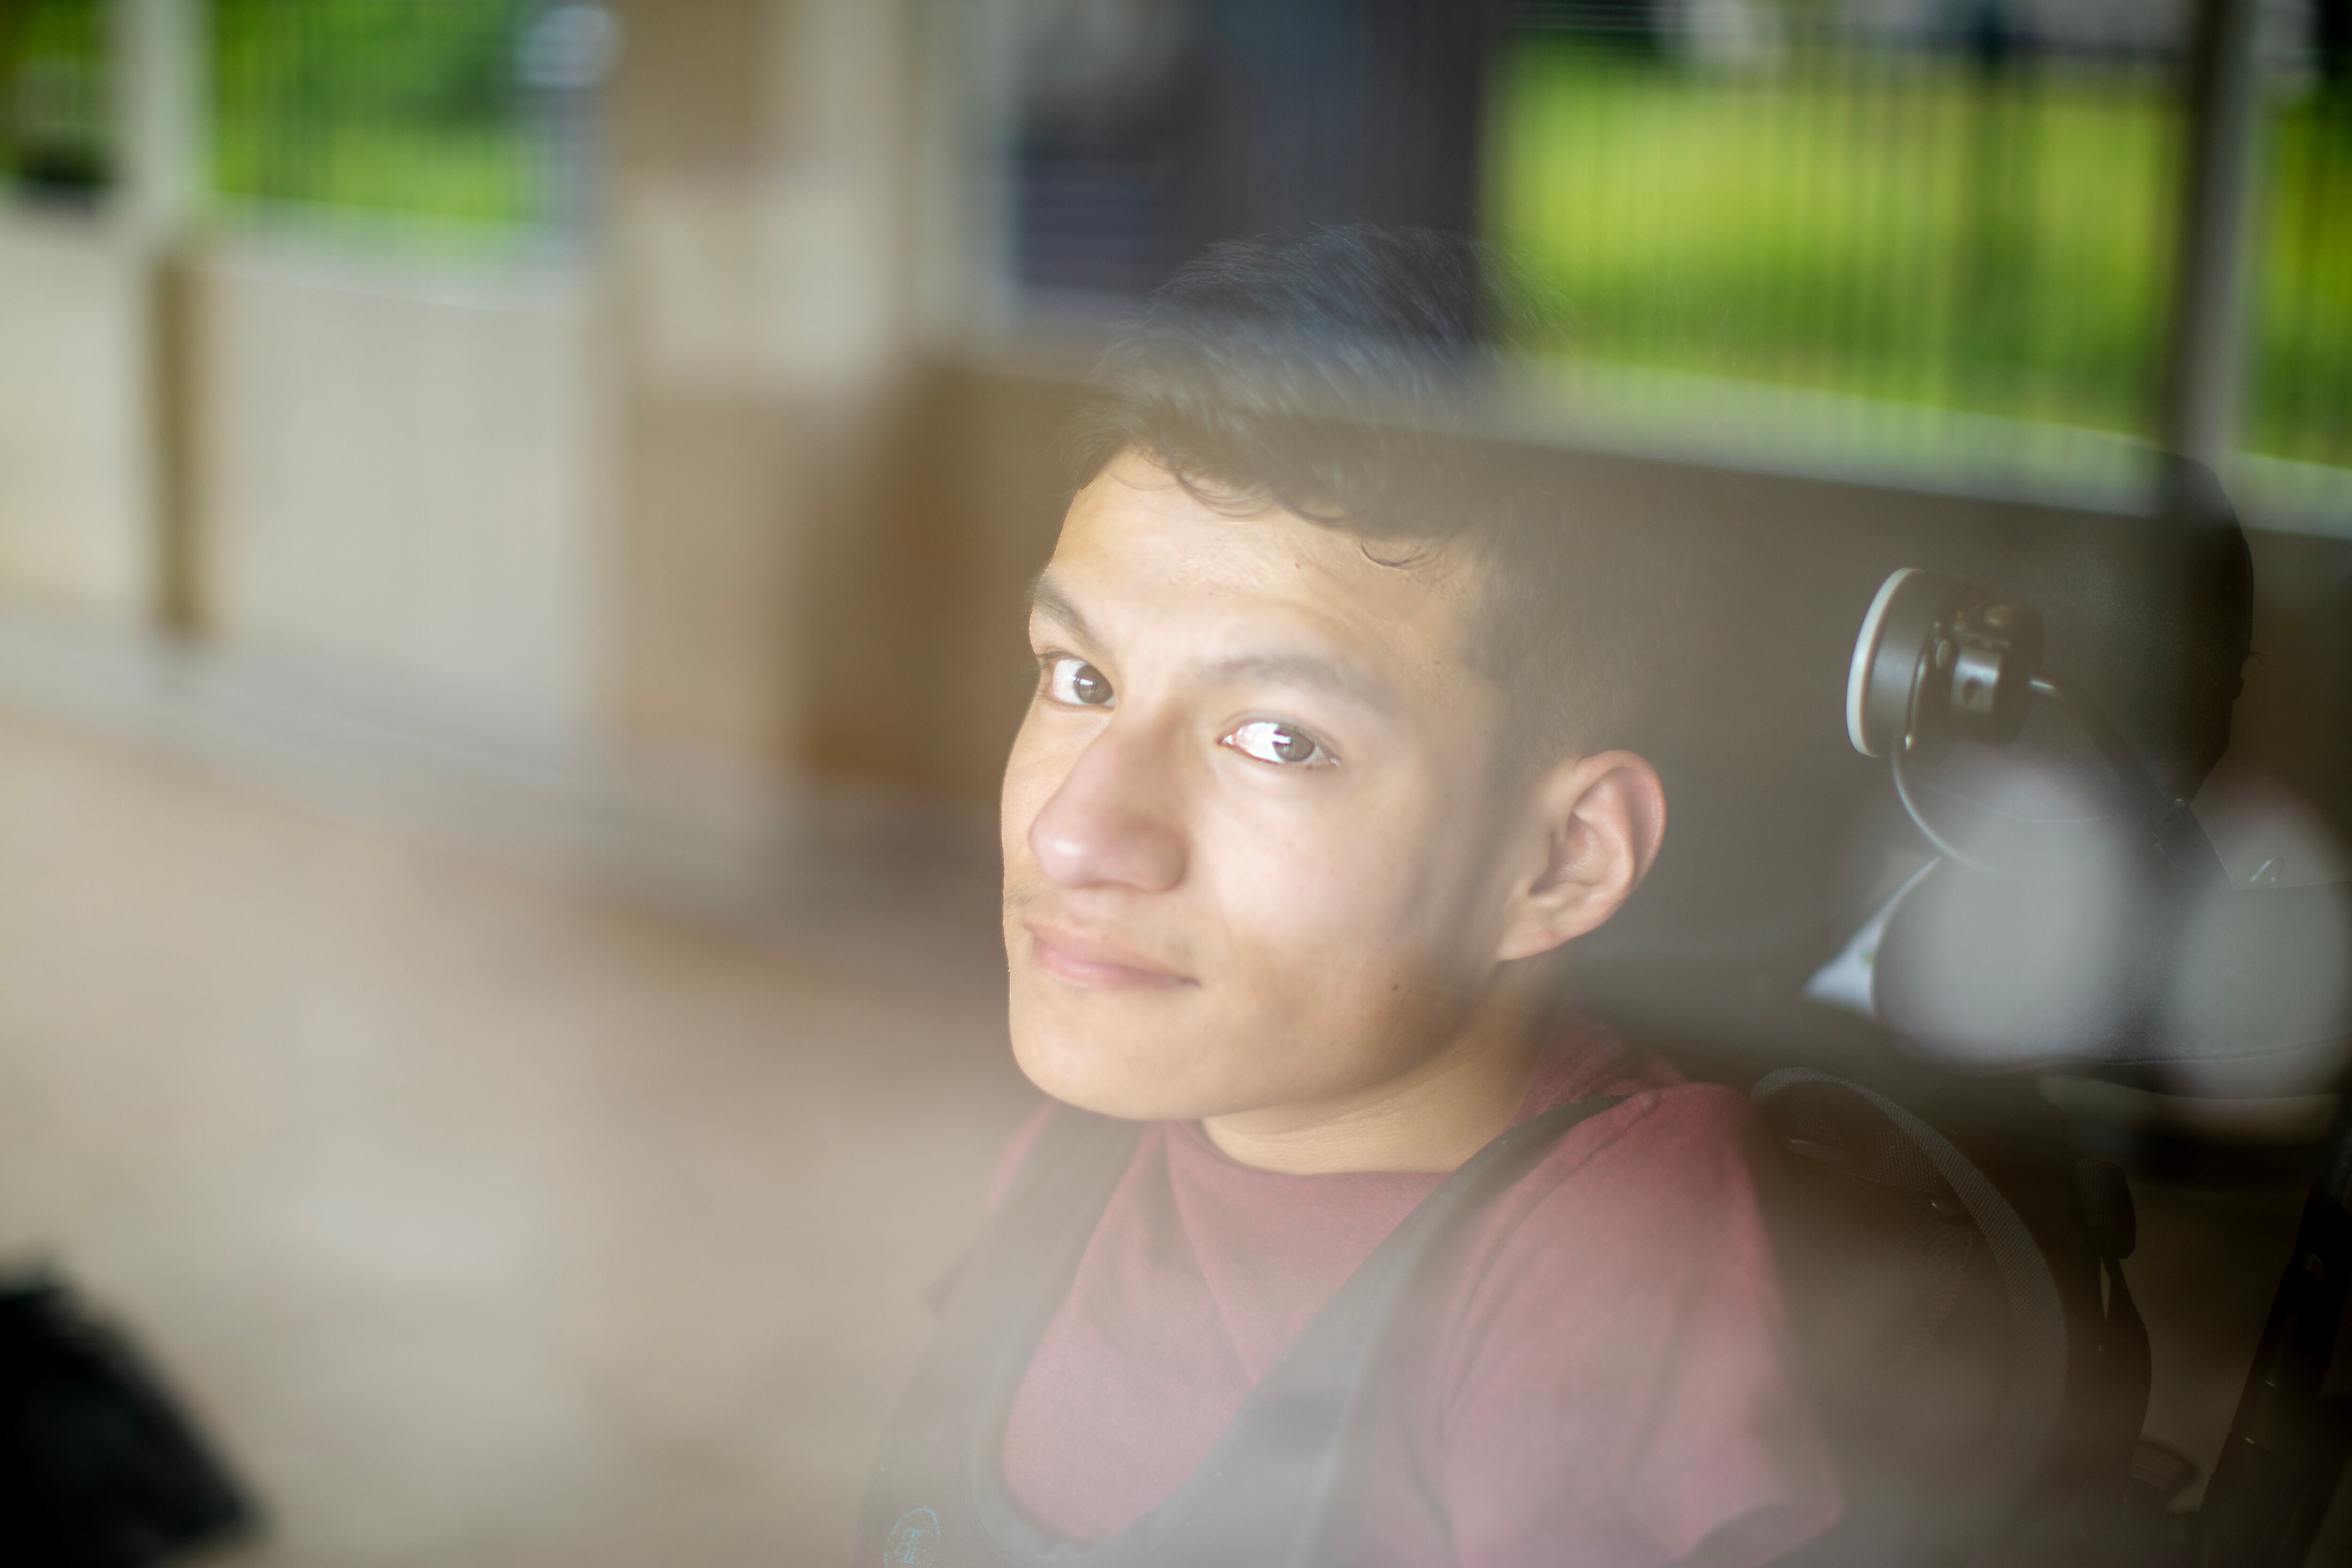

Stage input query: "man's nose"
[{"left": 1027, "top": 724, "right": 1186, "bottom": 892}]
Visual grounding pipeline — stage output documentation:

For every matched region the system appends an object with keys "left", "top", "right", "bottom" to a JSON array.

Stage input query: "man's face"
[{"left": 1001, "top": 450, "right": 1522, "bottom": 1123}]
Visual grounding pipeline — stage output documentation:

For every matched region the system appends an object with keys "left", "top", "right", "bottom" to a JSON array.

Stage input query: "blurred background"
[{"left": 0, "top": 1, "right": 2345, "bottom": 1564}]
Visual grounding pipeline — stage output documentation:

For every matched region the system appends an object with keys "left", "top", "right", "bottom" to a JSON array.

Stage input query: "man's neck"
[{"left": 1199, "top": 1003, "right": 1549, "bottom": 1176}]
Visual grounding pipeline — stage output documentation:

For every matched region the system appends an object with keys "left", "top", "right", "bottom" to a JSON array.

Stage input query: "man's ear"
[{"left": 1492, "top": 750, "right": 1667, "bottom": 965}]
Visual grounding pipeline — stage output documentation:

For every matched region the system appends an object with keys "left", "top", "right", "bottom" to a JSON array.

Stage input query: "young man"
[{"left": 862, "top": 229, "right": 1837, "bottom": 1568}]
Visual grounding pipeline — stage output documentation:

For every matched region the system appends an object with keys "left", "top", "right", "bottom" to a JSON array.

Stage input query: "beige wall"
[
  {"left": 605, "top": 0, "right": 925, "bottom": 771},
  {"left": 0, "top": 214, "right": 159, "bottom": 618},
  {"left": 0, "top": 0, "right": 939, "bottom": 774},
  {"left": 185, "top": 246, "right": 613, "bottom": 734},
  {"left": 0, "top": 216, "right": 620, "bottom": 744},
  {"left": 807, "top": 362, "right": 1078, "bottom": 801}
]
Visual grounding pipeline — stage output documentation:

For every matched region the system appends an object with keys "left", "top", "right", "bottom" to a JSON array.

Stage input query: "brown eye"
[
  {"left": 1224, "top": 720, "right": 1333, "bottom": 768},
  {"left": 1047, "top": 656, "right": 1114, "bottom": 708}
]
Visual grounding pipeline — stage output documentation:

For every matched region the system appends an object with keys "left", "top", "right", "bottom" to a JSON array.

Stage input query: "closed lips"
[{"left": 1025, "top": 922, "right": 1196, "bottom": 987}]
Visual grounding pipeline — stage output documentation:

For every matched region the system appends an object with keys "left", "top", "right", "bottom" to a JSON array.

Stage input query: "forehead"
[{"left": 1042, "top": 453, "right": 1485, "bottom": 674}]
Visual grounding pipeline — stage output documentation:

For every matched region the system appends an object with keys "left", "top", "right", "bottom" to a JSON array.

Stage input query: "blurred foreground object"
[
  {"left": 1845, "top": 555, "right": 2352, "bottom": 1091},
  {"left": 1833, "top": 530, "right": 2352, "bottom": 1566},
  {"left": 0, "top": 1270, "right": 256, "bottom": 1568},
  {"left": 1748, "top": 1067, "right": 2141, "bottom": 1568}
]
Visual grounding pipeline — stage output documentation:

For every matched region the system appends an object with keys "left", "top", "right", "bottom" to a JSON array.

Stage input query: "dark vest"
[{"left": 855, "top": 1095, "right": 1623, "bottom": 1568}]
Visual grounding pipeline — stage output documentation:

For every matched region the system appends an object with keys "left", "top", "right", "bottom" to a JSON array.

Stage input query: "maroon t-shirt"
[{"left": 987, "top": 1019, "right": 1840, "bottom": 1568}]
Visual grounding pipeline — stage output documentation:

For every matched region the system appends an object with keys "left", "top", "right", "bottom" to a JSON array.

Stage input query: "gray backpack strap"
[{"left": 1751, "top": 1069, "right": 2069, "bottom": 1546}]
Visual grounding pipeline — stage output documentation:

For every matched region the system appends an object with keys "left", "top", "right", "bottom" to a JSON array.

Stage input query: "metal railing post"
[
  {"left": 116, "top": 0, "right": 205, "bottom": 237},
  {"left": 114, "top": 0, "right": 209, "bottom": 632},
  {"left": 2159, "top": 0, "right": 2265, "bottom": 472}
]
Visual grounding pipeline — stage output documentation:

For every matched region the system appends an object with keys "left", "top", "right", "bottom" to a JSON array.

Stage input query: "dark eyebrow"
[
  {"left": 1200, "top": 651, "right": 1399, "bottom": 717},
  {"left": 1027, "top": 570, "right": 1396, "bottom": 717},
  {"left": 1025, "top": 571, "right": 1098, "bottom": 649}
]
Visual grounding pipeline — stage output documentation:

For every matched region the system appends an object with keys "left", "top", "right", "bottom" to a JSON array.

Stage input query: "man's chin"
[
  {"left": 1011, "top": 1042, "right": 1159, "bottom": 1122},
  {"left": 1008, "top": 1003, "right": 1229, "bottom": 1124}
]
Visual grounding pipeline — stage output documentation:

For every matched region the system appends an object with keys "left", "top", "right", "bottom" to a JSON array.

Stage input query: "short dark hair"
[{"left": 1072, "top": 224, "right": 1653, "bottom": 778}]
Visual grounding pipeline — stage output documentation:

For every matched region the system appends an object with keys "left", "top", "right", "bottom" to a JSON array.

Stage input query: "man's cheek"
[
  {"left": 1212, "top": 824, "right": 1468, "bottom": 1013},
  {"left": 1212, "top": 824, "right": 1414, "bottom": 955}
]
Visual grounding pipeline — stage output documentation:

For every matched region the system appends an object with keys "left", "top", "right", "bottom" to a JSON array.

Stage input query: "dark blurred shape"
[
  {"left": 1017, "top": 0, "right": 1489, "bottom": 297},
  {"left": 2197, "top": 1099, "right": 2352, "bottom": 1568},
  {"left": 1582, "top": 456, "right": 2256, "bottom": 1016},
  {"left": 0, "top": 1271, "right": 256, "bottom": 1568},
  {"left": 1820, "top": 501, "right": 2352, "bottom": 1560},
  {"left": 1173, "top": 0, "right": 1486, "bottom": 254},
  {"left": 1836, "top": 480, "right": 2349, "bottom": 1095},
  {"left": 2325, "top": 0, "right": 2352, "bottom": 86},
  {"left": 1015, "top": 0, "right": 1190, "bottom": 295},
  {"left": 1751, "top": 1070, "right": 2155, "bottom": 1567},
  {"left": 0, "top": 0, "right": 110, "bottom": 200}
]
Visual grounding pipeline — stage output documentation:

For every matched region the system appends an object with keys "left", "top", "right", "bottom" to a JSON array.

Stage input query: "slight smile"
[{"left": 1025, "top": 922, "right": 1197, "bottom": 990}]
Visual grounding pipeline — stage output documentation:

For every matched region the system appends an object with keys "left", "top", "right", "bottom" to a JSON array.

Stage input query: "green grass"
[
  {"left": 208, "top": 0, "right": 540, "bottom": 230},
  {"left": 2250, "top": 96, "right": 2352, "bottom": 468},
  {"left": 1486, "top": 40, "right": 2351, "bottom": 470},
  {"left": 211, "top": 121, "right": 536, "bottom": 229}
]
